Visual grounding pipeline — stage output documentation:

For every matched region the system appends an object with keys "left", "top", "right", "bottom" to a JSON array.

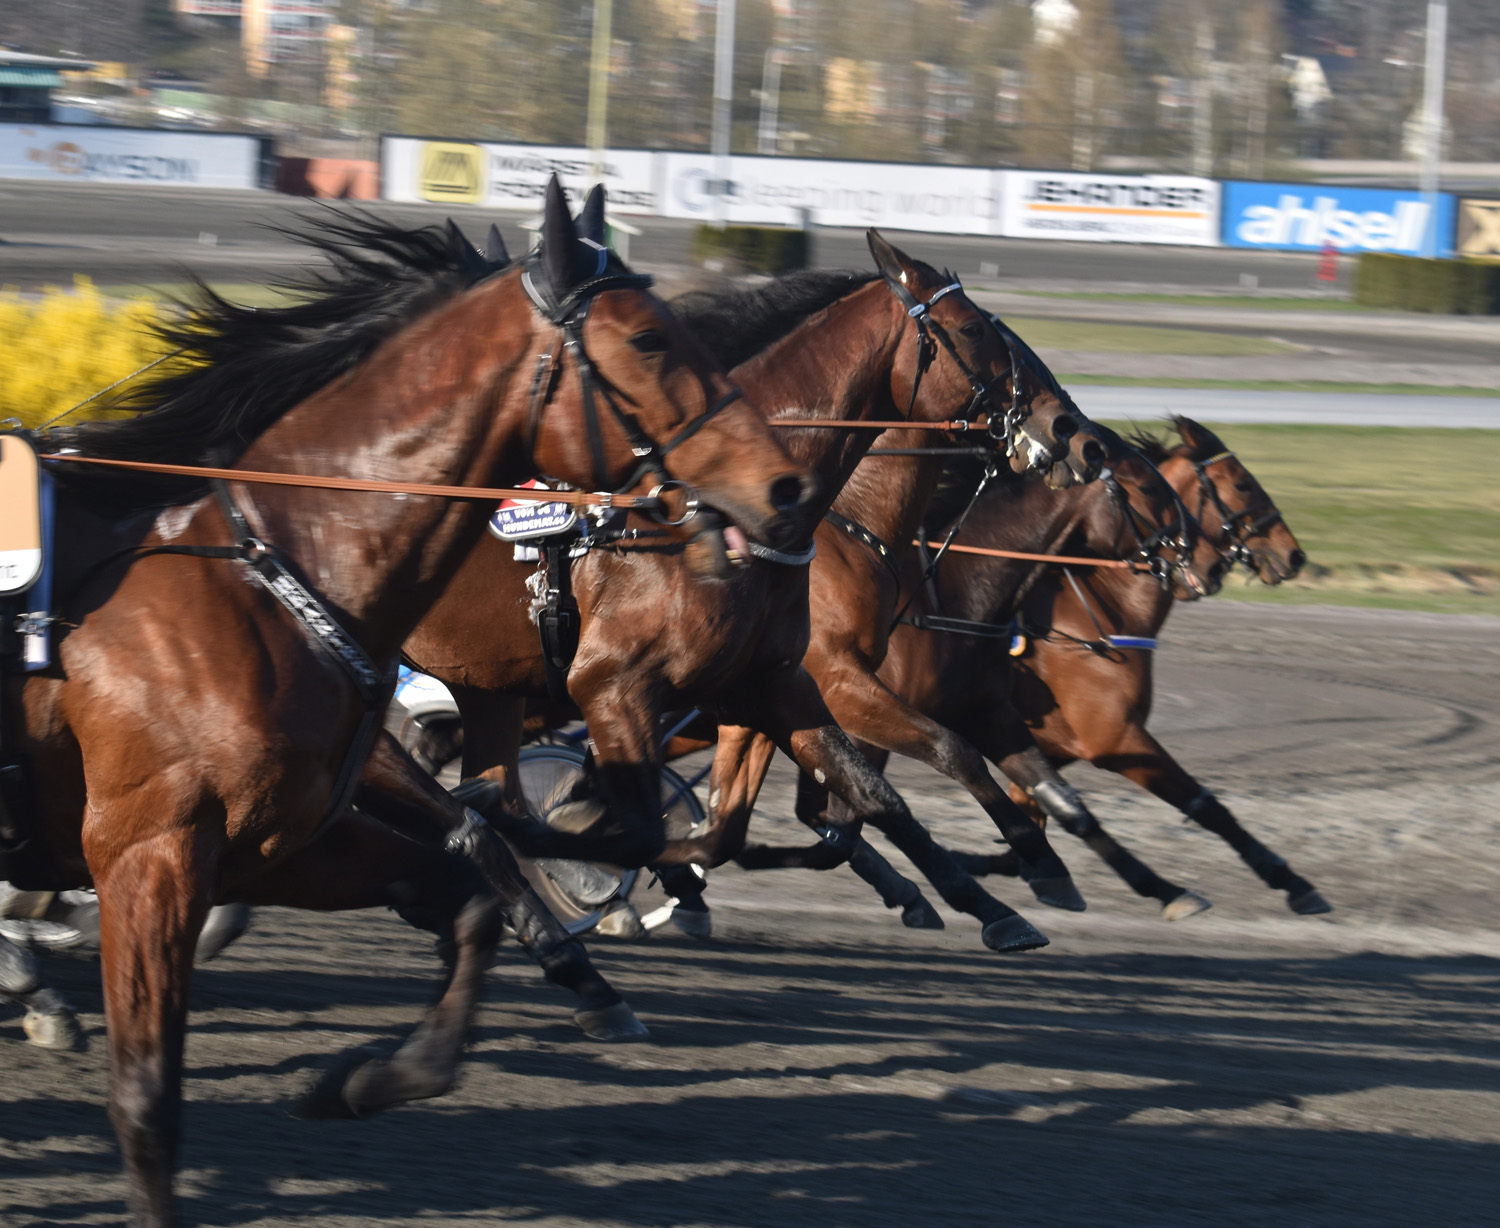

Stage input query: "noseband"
[
  {"left": 880, "top": 273, "right": 1041, "bottom": 468},
  {"left": 520, "top": 247, "right": 742, "bottom": 523},
  {"left": 1193, "top": 450, "right": 1284, "bottom": 569}
]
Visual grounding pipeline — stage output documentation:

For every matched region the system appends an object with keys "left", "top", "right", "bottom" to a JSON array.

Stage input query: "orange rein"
[
  {"left": 772, "top": 419, "right": 985, "bottom": 431},
  {"left": 916, "top": 540, "right": 1137, "bottom": 569},
  {"left": 38, "top": 454, "right": 663, "bottom": 509}
]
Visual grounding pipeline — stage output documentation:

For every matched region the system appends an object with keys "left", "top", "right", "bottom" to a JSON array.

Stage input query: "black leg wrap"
[
  {"left": 1185, "top": 790, "right": 1296, "bottom": 891},
  {"left": 654, "top": 864, "right": 706, "bottom": 906},
  {"left": 1032, "top": 779, "right": 1095, "bottom": 839}
]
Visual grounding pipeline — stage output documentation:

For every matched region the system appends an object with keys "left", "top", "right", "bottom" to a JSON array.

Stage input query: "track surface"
[{"left": 3, "top": 601, "right": 1498, "bottom": 1227}]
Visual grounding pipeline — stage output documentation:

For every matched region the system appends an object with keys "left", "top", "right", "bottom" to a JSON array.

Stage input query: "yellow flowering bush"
[{"left": 0, "top": 276, "right": 175, "bottom": 429}]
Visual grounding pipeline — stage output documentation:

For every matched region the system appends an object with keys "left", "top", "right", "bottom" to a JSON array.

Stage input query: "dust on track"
[{"left": 3, "top": 601, "right": 1498, "bottom": 1228}]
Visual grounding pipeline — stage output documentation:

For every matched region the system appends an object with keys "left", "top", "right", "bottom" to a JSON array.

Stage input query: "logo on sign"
[
  {"left": 488, "top": 481, "right": 578, "bottom": 541},
  {"left": 420, "top": 142, "right": 482, "bottom": 204},
  {"left": 1457, "top": 199, "right": 1500, "bottom": 258},
  {"left": 1235, "top": 194, "right": 1430, "bottom": 252}
]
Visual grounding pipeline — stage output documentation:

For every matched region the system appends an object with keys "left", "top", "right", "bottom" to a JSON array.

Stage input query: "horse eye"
[
  {"left": 959, "top": 320, "right": 985, "bottom": 342},
  {"left": 1234, "top": 481, "right": 1253, "bottom": 492},
  {"left": 629, "top": 330, "right": 669, "bottom": 354}
]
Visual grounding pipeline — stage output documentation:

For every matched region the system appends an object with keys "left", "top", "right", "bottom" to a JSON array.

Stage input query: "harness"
[{"left": 1192, "top": 450, "right": 1283, "bottom": 569}]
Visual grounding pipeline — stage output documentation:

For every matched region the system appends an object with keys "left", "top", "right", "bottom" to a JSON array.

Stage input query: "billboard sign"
[
  {"left": 382, "top": 137, "right": 658, "bottom": 213},
  {"left": 0, "top": 124, "right": 261, "bottom": 188},
  {"left": 1455, "top": 198, "right": 1500, "bottom": 259},
  {"left": 998, "top": 172, "right": 1219, "bottom": 245},
  {"left": 660, "top": 153, "right": 999, "bottom": 235},
  {"left": 1222, "top": 181, "right": 1455, "bottom": 256}
]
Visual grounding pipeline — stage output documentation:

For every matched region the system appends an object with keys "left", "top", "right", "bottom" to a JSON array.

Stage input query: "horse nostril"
[
  {"left": 1287, "top": 548, "right": 1306, "bottom": 576},
  {"left": 769, "top": 474, "right": 812, "bottom": 514},
  {"left": 1080, "top": 439, "right": 1105, "bottom": 474},
  {"left": 1053, "top": 414, "right": 1078, "bottom": 439}
]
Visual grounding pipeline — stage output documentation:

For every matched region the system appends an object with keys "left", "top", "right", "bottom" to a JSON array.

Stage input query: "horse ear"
[
  {"left": 484, "top": 223, "right": 510, "bottom": 266},
  {"left": 867, "top": 228, "right": 919, "bottom": 286},
  {"left": 1173, "top": 415, "right": 1206, "bottom": 447},
  {"left": 540, "top": 174, "right": 581, "bottom": 292},
  {"left": 446, "top": 218, "right": 489, "bottom": 280},
  {"left": 578, "top": 184, "right": 607, "bottom": 246}
]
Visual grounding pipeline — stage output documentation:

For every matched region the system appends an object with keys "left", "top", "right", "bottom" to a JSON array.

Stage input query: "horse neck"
[
  {"left": 832, "top": 443, "right": 953, "bottom": 570},
  {"left": 221, "top": 275, "right": 535, "bottom": 657},
  {"left": 734, "top": 281, "right": 909, "bottom": 524}
]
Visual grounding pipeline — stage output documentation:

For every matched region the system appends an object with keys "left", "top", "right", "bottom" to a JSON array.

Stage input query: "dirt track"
[{"left": 3, "top": 601, "right": 1498, "bottom": 1227}]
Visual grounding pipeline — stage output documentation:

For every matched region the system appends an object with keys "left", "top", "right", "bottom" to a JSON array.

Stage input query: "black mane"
[
  {"left": 669, "top": 269, "right": 879, "bottom": 371},
  {"left": 1125, "top": 416, "right": 1227, "bottom": 463},
  {"left": 48, "top": 211, "right": 498, "bottom": 510}
]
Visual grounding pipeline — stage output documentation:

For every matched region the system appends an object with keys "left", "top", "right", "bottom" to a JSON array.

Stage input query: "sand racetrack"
[{"left": 3, "top": 600, "right": 1497, "bottom": 1227}]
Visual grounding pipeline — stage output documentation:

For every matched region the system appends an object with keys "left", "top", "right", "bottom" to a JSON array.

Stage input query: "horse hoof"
[
  {"left": 1029, "top": 876, "right": 1087, "bottom": 912},
  {"left": 900, "top": 897, "right": 945, "bottom": 930},
  {"left": 1289, "top": 888, "right": 1333, "bottom": 916},
  {"left": 1161, "top": 890, "right": 1213, "bottom": 921},
  {"left": 574, "top": 1000, "right": 649, "bottom": 1042},
  {"left": 981, "top": 915, "right": 1050, "bottom": 953},
  {"left": 592, "top": 901, "right": 647, "bottom": 940},
  {"left": 669, "top": 906, "right": 712, "bottom": 939},
  {"left": 22, "top": 995, "right": 85, "bottom": 1052},
  {"left": 292, "top": 1046, "right": 386, "bottom": 1121},
  {"left": 196, "top": 903, "right": 252, "bottom": 963}
]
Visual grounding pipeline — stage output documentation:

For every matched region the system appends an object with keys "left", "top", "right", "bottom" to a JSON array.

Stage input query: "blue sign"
[{"left": 1222, "top": 182, "right": 1454, "bottom": 257}]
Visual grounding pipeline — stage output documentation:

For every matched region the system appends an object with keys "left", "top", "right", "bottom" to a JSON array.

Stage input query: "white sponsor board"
[
  {"left": 382, "top": 137, "right": 658, "bottom": 213},
  {"left": 661, "top": 153, "right": 999, "bottom": 234},
  {"left": 0, "top": 125, "right": 261, "bottom": 188},
  {"left": 999, "top": 172, "right": 1219, "bottom": 245}
]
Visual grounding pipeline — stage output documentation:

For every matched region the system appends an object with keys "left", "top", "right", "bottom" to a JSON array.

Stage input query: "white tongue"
[{"left": 724, "top": 526, "right": 750, "bottom": 556}]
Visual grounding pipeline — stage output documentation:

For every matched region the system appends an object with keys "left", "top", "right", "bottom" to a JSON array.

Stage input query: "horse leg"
[
  {"left": 91, "top": 822, "right": 214, "bottom": 1228},
  {"left": 728, "top": 668, "right": 1046, "bottom": 952},
  {"left": 817, "top": 667, "right": 1084, "bottom": 911},
  {"left": 212, "top": 807, "right": 504, "bottom": 1119},
  {"left": 793, "top": 769, "right": 943, "bottom": 930},
  {"left": 1097, "top": 725, "right": 1330, "bottom": 915},
  {"left": 452, "top": 686, "right": 527, "bottom": 809},
  {"left": 0, "top": 931, "right": 84, "bottom": 1050},
  {"left": 978, "top": 712, "right": 1212, "bottom": 919},
  {"left": 358, "top": 735, "right": 648, "bottom": 1038}
]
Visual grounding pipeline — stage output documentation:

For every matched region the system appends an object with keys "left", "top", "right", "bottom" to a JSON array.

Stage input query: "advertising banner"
[
  {"left": 997, "top": 172, "right": 1219, "bottom": 245},
  {"left": 659, "top": 153, "right": 999, "bottom": 235},
  {"left": 1455, "top": 198, "right": 1500, "bottom": 259},
  {"left": 0, "top": 125, "right": 261, "bottom": 188},
  {"left": 1222, "top": 181, "right": 1455, "bottom": 256},
  {"left": 381, "top": 137, "right": 658, "bottom": 213}
]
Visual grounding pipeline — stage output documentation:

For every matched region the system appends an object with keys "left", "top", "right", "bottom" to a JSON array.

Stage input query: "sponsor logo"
[
  {"left": 419, "top": 142, "right": 482, "bottom": 203},
  {"left": 23, "top": 141, "right": 197, "bottom": 181},
  {"left": 1457, "top": 199, "right": 1500, "bottom": 258},
  {"left": 1233, "top": 193, "right": 1431, "bottom": 252},
  {"left": 1021, "top": 178, "right": 1209, "bottom": 213},
  {"left": 488, "top": 480, "right": 578, "bottom": 541}
]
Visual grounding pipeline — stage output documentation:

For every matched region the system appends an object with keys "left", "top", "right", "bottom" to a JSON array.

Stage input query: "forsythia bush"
[{"left": 0, "top": 276, "right": 176, "bottom": 429}]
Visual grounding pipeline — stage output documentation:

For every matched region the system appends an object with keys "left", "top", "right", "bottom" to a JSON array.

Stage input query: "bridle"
[
  {"left": 1191, "top": 450, "right": 1285, "bottom": 570},
  {"left": 1099, "top": 459, "right": 1197, "bottom": 592},
  {"left": 879, "top": 272, "right": 1053, "bottom": 471},
  {"left": 519, "top": 243, "right": 743, "bottom": 527}
]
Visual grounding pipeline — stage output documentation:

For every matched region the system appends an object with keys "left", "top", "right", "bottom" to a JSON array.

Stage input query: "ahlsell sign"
[
  {"left": 1455, "top": 198, "right": 1500, "bottom": 258},
  {"left": 1222, "top": 182, "right": 1455, "bottom": 256},
  {"left": 998, "top": 173, "right": 1219, "bottom": 246}
]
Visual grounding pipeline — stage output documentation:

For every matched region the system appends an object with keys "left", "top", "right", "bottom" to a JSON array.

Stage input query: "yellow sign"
[
  {"left": 1456, "top": 199, "right": 1500, "bottom": 259},
  {"left": 419, "top": 142, "right": 482, "bottom": 204},
  {"left": 0, "top": 434, "right": 44, "bottom": 596}
]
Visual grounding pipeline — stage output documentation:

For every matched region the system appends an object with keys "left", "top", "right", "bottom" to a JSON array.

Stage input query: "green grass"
[
  {"left": 1062, "top": 374, "right": 1500, "bottom": 396},
  {"left": 1097, "top": 421, "right": 1500, "bottom": 616},
  {"left": 1005, "top": 316, "right": 1298, "bottom": 357},
  {"left": 1000, "top": 290, "right": 1373, "bottom": 312}
]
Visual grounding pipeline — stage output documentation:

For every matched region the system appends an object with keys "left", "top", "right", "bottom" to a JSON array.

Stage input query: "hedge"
[
  {"left": 1354, "top": 254, "right": 1500, "bottom": 314},
  {"left": 691, "top": 225, "right": 810, "bottom": 275}
]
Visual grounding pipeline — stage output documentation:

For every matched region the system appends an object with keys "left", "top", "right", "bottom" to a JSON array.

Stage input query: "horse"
[
  {"left": 992, "top": 417, "right": 1328, "bottom": 914},
  {"left": 664, "top": 422, "right": 1221, "bottom": 925},
  {"left": 5, "top": 178, "right": 813, "bottom": 1227},
  {"left": 402, "top": 232, "right": 1101, "bottom": 954}
]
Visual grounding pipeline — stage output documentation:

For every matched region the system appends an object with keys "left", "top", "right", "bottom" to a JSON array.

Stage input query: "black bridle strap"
[
  {"left": 886, "top": 460, "right": 1000, "bottom": 635},
  {"left": 823, "top": 510, "right": 900, "bottom": 583}
]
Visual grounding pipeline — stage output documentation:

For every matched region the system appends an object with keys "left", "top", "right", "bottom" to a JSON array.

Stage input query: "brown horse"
[
  {"left": 8, "top": 180, "right": 811, "bottom": 1226},
  {"left": 669, "top": 422, "right": 1219, "bottom": 918},
  {"left": 994, "top": 417, "right": 1328, "bottom": 914},
  {"left": 404, "top": 233, "right": 1100, "bottom": 953}
]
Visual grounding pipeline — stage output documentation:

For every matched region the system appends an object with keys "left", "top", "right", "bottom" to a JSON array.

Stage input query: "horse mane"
[
  {"left": 1123, "top": 423, "right": 1172, "bottom": 463},
  {"left": 48, "top": 211, "right": 498, "bottom": 511},
  {"left": 669, "top": 268, "right": 879, "bottom": 371},
  {"left": 1124, "top": 415, "right": 1228, "bottom": 463}
]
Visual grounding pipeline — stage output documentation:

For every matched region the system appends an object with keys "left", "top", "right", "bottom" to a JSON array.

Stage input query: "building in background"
[
  {"left": 0, "top": 50, "right": 96, "bottom": 124},
  {"left": 242, "top": 0, "right": 335, "bottom": 77}
]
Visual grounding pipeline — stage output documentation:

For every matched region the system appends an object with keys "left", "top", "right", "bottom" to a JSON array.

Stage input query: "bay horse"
[
  {"left": 403, "top": 232, "right": 1101, "bottom": 954},
  {"left": 993, "top": 417, "right": 1329, "bottom": 914},
  {"left": 666, "top": 422, "right": 1220, "bottom": 924},
  {"left": 7, "top": 179, "right": 812, "bottom": 1227}
]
